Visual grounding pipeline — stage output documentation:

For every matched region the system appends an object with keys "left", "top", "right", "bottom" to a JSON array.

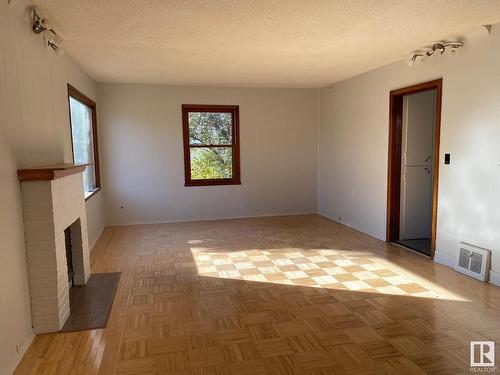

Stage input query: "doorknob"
[{"left": 424, "top": 167, "right": 431, "bottom": 174}]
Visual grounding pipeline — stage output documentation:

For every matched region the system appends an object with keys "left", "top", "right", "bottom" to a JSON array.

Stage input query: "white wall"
[
  {"left": 318, "top": 26, "right": 500, "bottom": 285},
  {"left": 85, "top": 192, "right": 105, "bottom": 250},
  {"left": 98, "top": 84, "right": 319, "bottom": 225},
  {"left": 0, "top": 3, "right": 104, "bottom": 374}
]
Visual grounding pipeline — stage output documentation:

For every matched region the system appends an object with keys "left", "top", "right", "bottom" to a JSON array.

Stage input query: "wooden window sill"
[
  {"left": 185, "top": 179, "right": 241, "bottom": 187},
  {"left": 84, "top": 187, "right": 101, "bottom": 201}
]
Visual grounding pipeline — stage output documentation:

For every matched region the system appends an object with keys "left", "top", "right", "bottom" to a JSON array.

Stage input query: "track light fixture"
[
  {"left": 406, "top": 41, "right": 463, "bottom": 66},
  {"left": 32, "top": 8, "right": 64, "bottom": 55}
]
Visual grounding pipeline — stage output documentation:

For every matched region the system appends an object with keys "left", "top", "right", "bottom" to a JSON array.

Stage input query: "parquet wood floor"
[{"left": 14, "top": 215, "right": 500, "bottom": 374}]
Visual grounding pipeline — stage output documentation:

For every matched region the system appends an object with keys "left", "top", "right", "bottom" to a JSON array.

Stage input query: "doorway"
[{"left": 387, "top": 79, "right": 442, "bottom": 258}]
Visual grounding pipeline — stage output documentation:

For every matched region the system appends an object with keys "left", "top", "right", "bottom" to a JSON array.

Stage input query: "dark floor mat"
[
  {"left": 61, "top": 272, "right": 121, "bottom": 332},
  {"left": 396, "top": 238, "right": 431, "bottom": 256}
]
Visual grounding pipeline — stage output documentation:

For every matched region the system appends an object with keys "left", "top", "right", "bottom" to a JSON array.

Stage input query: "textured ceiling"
[{"left": 32, "top": 0, "right": 500, "bottom": 87}]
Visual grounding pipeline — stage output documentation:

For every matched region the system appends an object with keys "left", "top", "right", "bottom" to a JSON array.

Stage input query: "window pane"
[
  {"left": 69, "top": 97, "right": 96, "bottom": 192},
  {"left": 83, "top": 164, "right": 96, "bottom": 193},
  {"left": 189, "top": 112, "right": 232, "bottom": 145},
  {"left": 190, "top": 147, "right": 233, "bottom": 179}
]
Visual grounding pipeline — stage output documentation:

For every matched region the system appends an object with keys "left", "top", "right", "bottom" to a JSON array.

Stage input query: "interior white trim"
[{"left": 105, "top": 211, "right": 317, "bottom": 228}]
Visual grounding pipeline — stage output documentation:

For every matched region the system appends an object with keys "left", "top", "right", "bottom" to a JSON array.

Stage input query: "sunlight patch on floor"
[{"left": 189, "top": 246, "right": 467, "bottom": 301}]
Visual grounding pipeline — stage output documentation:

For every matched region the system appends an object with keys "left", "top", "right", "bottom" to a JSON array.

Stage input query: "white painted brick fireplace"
[{"left": 18, "top": 164, "right": 91, "bottom": 334}]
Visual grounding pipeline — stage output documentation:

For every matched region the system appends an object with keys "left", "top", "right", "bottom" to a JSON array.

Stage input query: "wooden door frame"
[{"left": 386, "top": 78, "right": 442, "bottom": 258}]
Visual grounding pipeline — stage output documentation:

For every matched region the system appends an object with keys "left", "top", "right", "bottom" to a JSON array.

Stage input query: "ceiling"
[{"left": 33, "top": 0, "right": 500, "bottom": 88}]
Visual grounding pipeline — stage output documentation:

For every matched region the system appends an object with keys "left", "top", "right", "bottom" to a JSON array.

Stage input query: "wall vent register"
[{"left": 455, "top": 242, "right": 491, "bottom": 281}]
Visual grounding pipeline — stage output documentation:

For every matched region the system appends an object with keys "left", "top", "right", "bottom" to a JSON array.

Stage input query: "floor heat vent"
[{"left": 455, "top": 242, "right": 490, "bottom": 281}]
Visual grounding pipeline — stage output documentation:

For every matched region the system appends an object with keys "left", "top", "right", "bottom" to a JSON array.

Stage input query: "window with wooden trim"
[
  {"left": 67, "top": 84, "right": 101, "bottom": 200},
  {"left": 182, "top": 104, "right": 240, "bottom": 186}
]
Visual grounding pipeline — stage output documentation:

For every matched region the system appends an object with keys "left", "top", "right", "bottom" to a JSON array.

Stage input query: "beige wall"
[
  {"left": 0, "top": 3, "right": 104, "bottom": 374},
  {"left": 98, "top": 84, "right": 319, "bottom": 224},
  {"left": 318, "top": 25, "right": 500, "bottom": 286}
]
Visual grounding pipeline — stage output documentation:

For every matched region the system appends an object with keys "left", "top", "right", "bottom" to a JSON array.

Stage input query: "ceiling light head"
[
  {"left": 405, "top": 50, "right": 426, "bottom": 66},
  {"left": 44, "top": 30, "right": 63, "bottom": 51},
  {"left": 48, "top": 41, "right": 64, "bottom": 56},
  {"left": 32, "top": 8, "right": 49, "bottom": 34},
  {"left": 444, "top": 41, "right": 463, "bottom": 55},
  {"left": 434, "top": 43, "right": 446, "bottom": 55},
  {"left": 444, "top": 41, "right": 464, "bottom": 49},
  {"left": 405, "top": 55, "right": 415, "bottom": 67},
  {"left": 405, "top": 54, "right": 417, "bottom": 67}
]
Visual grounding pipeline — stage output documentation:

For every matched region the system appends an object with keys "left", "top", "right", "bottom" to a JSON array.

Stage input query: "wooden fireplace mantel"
[{"left": 18, "top": 163, "right": 87, "bottom": 181}]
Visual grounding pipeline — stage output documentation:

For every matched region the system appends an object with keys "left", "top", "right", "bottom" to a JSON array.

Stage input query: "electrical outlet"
[{"left": 16, "top": 340, "right": 23, "bottom": 354}]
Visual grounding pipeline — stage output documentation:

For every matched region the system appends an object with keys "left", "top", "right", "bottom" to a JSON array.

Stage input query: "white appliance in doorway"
[{"left": 399, "top": 90, "right": 436, "bottom": 240}]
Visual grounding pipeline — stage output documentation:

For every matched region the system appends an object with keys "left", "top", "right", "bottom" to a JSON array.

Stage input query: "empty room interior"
[{"left": 2, "top": 1, "right": 500, "bottom": 374}]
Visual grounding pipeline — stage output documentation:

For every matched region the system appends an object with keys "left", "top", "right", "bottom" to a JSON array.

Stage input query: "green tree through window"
[{"left": 182, "top": 105, "right": 240, "bottom": 186}]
